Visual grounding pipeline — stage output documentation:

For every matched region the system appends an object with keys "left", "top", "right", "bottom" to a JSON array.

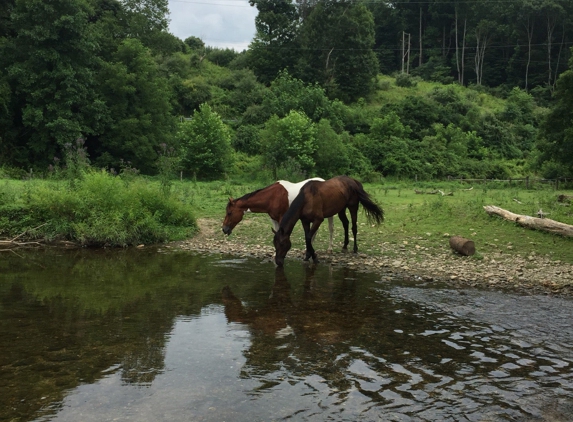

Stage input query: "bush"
[
  {"left": 313, "top": 120, "right": 351, "bottom": 178},
  {"left": 0, "top": 171, "right": 196, "bottom": 245},
  {"left": 395, "top": 73, "right": 417, "bottom": 88},
  {"left": 179, "top": 103, "right": 233, "bottom": 180},
  {"left": 232, "top": 125, "right": 261, "bottom": 155},
  {"left": 261, "top": 110, "right": 317, "bottom": 178}
]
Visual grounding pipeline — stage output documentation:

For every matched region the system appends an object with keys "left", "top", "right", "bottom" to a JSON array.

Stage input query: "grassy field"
[
  {"left": 2, "top": 176, "right": 572, "bottom": 265},
  {"left": 183, "top": 178, "right": 573, "bottom": 265}
]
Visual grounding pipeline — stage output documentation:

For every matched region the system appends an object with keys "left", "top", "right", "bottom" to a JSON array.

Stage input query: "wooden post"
[
  {"left": 526, "top": 176, "right": 529, "bottom": 189},
  {"left": 449, "top": 236, "right": 476, "bottom": 256}
]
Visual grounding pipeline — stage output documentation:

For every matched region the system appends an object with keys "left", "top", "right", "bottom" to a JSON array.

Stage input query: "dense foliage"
[{"left": 1, "top": 0, "right": 573, "bottom": 181}]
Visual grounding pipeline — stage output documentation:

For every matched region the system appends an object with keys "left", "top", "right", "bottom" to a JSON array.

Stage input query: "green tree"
[
  {"left": 539, "top": 50, "right": 573, "bottom": 174},
  {"left": 205, "top": 47, "right": 239, "bottom": 68},
  {"left": 232, "top": 124, "right": 261, "bottom": 156},
  {"left": 247, "top": 0, "right": 300, "bottom": 84},
  {"left": 419, "top": 123, "right": 472, "bottom": 178},
  {"left": 297, "top": 1, "right": 378, "bottom": 102},
  {"left": 262, "top": 71, "right": 335, "bottom": 123},
  {"left": 121, "top": 0, "right": 170, "bottom": 52},
  {"left": 362, "top": 112, "right": 419, "bottom": 177},
  {"left": 184, "top": 36, "right": 204, "bottom": 51},
  {"left": 179, "top": 103, "right": 232, "bottom": 179},
  {"left": 94, "top": 38, "right": 174, "bottom": 172},
  {"left": 219, "top": 69, "right": 265, "bottom": 116},
  {"left": 261, "top": 110, "right": 317, "bottom": 178},
  {"left": 6, "top": 0, "right": 106, "bottom": 167},
  {"left": 313, "top": 119, "right": 350, "bottom": 178}
]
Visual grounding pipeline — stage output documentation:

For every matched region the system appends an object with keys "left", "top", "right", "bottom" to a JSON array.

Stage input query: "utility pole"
[{"left": 402, "top": 31, "right": 411, "bottom": 74}]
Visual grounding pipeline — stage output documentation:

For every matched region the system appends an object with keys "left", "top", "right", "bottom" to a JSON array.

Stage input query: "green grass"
[{"left": 189, "top": 178, "right": 573, "bottom": 264}]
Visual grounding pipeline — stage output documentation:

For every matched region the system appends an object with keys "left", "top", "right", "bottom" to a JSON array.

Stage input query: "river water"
[{"left": 1, "top": 248, "right": 572, "bottom": 421}]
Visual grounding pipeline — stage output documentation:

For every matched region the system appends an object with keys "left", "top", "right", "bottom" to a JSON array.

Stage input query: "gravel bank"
[{"left": 174, "top": 218, "right": 573, "bottom": 297}]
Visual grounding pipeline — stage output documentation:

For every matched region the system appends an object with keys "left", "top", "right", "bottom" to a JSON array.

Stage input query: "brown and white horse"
[{"left": 222, "top": 178, "right": 334, "bottom": 251}]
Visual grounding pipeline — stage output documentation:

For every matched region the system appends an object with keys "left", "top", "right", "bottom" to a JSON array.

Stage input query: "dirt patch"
[{"left": 173, "top": 217, "right": 573, "bottom": 297}]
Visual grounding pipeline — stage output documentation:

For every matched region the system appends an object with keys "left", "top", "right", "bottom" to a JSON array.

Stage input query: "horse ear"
[{"left": 228, "top": 197, "right": 234, "bottom": 202}]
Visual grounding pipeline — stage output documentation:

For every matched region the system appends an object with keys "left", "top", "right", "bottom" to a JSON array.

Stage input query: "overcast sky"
[{"left": 168, "top": 0, "right": 258, "bottom": 51}]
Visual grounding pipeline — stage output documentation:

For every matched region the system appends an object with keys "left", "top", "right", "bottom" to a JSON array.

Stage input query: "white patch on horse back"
[{"left": 278, "top": 177, "right": 325, "bottom": 205}]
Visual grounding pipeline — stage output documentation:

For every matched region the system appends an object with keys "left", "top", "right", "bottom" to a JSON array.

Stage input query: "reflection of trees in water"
[
  {"left": 0, "top": 250, "right": 227, "bottom": 421},
  {"left": 0, "top": 285, "right": 176, "bottom": 420}
]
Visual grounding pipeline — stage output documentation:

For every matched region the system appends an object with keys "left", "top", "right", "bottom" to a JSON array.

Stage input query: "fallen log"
[
  {"left": 483, "top": 205, "right": 573, "bottom": 237},
  {"left": 0, "top": 240, "right": 44, "bottom": 249},
  {"left": 449, "top": 236, "right": 476, "bottom": 256},
  {"left": 414, "top": 189, "right": 454, "bottom": 196},
  {"left": 0, "top": 223, "right": 47, "bottom": 249}
]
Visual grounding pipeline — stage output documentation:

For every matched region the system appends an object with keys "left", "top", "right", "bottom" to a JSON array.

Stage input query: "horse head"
[
  {"left": 273, "top": 227, "right": 291, "bottom": 267},
  {"left": 222, "top": 197, "right": 244, "bottom": 235}
]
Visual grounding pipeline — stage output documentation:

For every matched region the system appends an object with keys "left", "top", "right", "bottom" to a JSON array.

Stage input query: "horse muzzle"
[{"left": 222, "top": 226, "right": 232, "bottom": 235}]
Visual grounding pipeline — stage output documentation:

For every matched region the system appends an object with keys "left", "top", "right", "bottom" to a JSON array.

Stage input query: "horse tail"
[{"left": 353, "top": 180, "right": 384, "bottom": 224}]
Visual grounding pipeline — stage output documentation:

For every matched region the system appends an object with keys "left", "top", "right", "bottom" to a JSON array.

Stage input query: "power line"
[{"left": 170, "top": 0, "right": 252, "bottom": 7}]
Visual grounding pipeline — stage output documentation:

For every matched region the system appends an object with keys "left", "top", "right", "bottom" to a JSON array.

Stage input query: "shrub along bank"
[{"left": 0, "top": 171, "right": 196, "bottom": 247}]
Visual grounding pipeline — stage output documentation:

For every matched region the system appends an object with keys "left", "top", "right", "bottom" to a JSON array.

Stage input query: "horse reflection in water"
[
  {"left": 222, "top": 178, "right": 335, "bottom": 252},
  {"left": 221, "top": 268, "right": 293, "bottom": 337},
  {"left": 273, "top": 175, "right": 384, "bottom": 266},
  {"left": 221, "top": 266, "right": 362, "bottom": 349}
]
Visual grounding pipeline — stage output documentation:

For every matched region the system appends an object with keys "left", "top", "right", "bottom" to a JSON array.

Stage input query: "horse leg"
[
  {"left": 301, "top": 220, "right": 314, "bottom": 261},
  {"left": 306, "top": 219, "right": 323, "bottom": 263},
  {"left": 349, "top": 205, "right": 359, "bottom": 253},
  {"left": 271, "top": 218, "right": 280, "bottom": 233},
  {"left": 312, "top": 216, "right": 333, "bottom": 252},
  {"left": 327, "top": 216, "right": 334, "bottom": 253},
  {"left": 338, "top": 210, "right": 349, "bottom": 251}
]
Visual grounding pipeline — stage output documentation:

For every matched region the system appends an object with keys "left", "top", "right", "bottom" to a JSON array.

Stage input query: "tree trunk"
[
  {"left": 455, "top": 8, "right": 460, "bottom": 83},
  {"left": 461, "top": 18, "right": 466, "bottom": 85},
  {"left": 484, "top": 205, "right": 573, "bottom": 237},
  {"left": 419, "top": 7, "right": 423, "bottom": 66},
  {"left": 449, "top": 236, "right": 476, "bottom": 256},
  {"left": 524, "top": 17, "right": 534, "bottom": 91},
  {"left": 546, "top": 15, "right": 556, "bottom": 89},
  {"left": 553, "top": 23, "right": 565, "bottom": 91}
]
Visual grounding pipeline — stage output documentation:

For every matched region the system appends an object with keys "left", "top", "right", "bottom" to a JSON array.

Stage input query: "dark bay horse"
[
  {"left": 273, "top": 175, "right": 384, "bottom": 266},
  {"left": 222, "top": 178, "right": 335, "bottom": 251}
]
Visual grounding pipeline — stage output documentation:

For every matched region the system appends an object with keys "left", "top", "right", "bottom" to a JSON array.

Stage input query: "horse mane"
[
  {"left": 235, "top": 182, "right": 281, "bottom": 202},
  {"left": 236, "top": 187, "right": 265, "bottom": 202}
]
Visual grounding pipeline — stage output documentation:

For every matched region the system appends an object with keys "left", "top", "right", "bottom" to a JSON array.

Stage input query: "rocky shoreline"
[{"left": 172, "top": 218, "right": 573, "bottom": 297}]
